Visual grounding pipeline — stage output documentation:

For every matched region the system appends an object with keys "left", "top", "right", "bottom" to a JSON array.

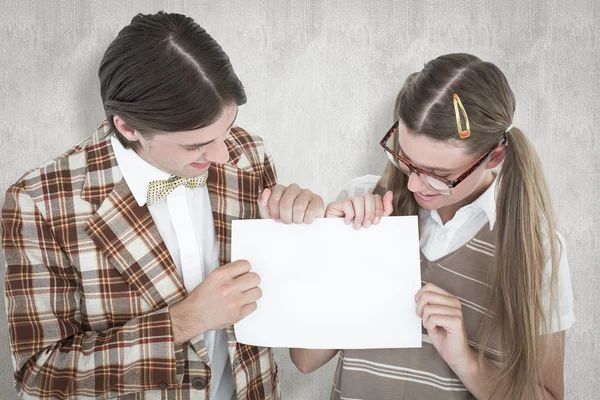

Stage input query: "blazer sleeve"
[{"left": 1, "top": 184, "right": 185, "bottom": 399}]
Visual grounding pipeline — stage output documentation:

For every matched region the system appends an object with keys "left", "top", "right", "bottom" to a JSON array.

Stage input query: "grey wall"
[{"left": 1, "top": 0, "right": 598, "bottom": 399}]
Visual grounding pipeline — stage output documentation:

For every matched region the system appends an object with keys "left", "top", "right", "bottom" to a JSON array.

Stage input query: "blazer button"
[
  {"left": 192, "top": 378, "right": 206, "bottom": 390},
  {"left": 158, "top": 383, "right": 168, "bottom": 389}
]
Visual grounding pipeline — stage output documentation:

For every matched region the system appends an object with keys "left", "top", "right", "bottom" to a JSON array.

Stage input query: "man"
[{"left": 1, "top": 11, "right": 323, "bottom": 399}]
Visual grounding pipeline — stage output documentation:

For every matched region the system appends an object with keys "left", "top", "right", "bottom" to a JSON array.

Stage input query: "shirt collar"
[
  {"left": 471, "top": 179, "right": 497, "bottom": 229},
  {"left": 110, "top": 135, "right": 171, "bottom": 206},
  {"left": 420, "top": 178, "right": 498, "bottom": 229}
]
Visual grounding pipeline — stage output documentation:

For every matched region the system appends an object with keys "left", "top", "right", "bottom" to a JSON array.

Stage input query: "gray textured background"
[{"left": 0, "top": 0, "right": 598, "bottom": 399}]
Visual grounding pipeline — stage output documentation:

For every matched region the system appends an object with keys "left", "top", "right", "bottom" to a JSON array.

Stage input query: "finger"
[
  {"left": 416, "top": 282, "right": 452, "bottom": 301},
  {"left": 278, "top": 184, "right": 302, "bottom": 224},
  {"left": 416, "top": 292, "right": 461, "bottom": 317},
  {"left": 267, "top": 184, "right": 286, "bottom": 221},
  {"left": 342, "top": 200, "right": 355, "bottom": 225},
  {"left": 363, "top": 195, "right": 375, "bottom": 228},
  {"left": 221, "top": 260, "right": 252, "bottom": 279},
  {"left": 236, "top": 302, "right": 258, "bottom": 323},
  {"left": 292, "top": 192, "right": 312, "bottom": 224},
  {"left": 305, "top": 193, "right": 325, "bottom": 221},
  {"left": 423, "top": 314, "right": 464, "bottom": 335},
  {"left": 303, "top": 196, "right": 325, "bottom": 224},
  {"left": 257, "top": 188, "right": 272, "bottom": 219},
  {"left": 303, "top": 208, "right": 315, "bottom": 224},
  {"left": 373, "top": 194, "right": 383, "bottom": 225},
  {"left": 241, "top": 287, "right": 263, "bottom": 305},
  {"left": 234, "top": 271, "right": 261, "bottom": 292},
  {"left": 301, "top": 196, "right": 320, "bottom": 225},
  {"left": 351, "top": 196, "right": 365, "bottom": 229},
  {"left": 420, "top": 304, "right": 462, "bottom": 325},
  {"left": 383, "top": 190, "right": 394, "bottom": 216}
]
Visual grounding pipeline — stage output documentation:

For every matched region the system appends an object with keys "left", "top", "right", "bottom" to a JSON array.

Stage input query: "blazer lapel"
[
  {"left": 82, "top": 126, "right": 186, "bottom": 310},
  {"left": 207, "top": 163, "right": 229, "bottom": 268},
  {"left": 207, "top": 163, "right": 261, "bottom": 268}
]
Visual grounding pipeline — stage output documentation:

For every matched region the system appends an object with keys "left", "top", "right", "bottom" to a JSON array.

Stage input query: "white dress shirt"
[
  {"left": 111, "top": 136, "right": 235, "bottom": 399},
  {"left": 336, "top": 174, "right": 575, "bottom": 333}
]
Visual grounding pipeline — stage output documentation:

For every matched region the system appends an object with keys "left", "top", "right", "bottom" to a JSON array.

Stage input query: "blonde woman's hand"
[
  {"left": 325, "top": 191, "right": 393, "bottom": 229},
  {"left": 415, "top": 283, "right": 476, "bottom": 372}
]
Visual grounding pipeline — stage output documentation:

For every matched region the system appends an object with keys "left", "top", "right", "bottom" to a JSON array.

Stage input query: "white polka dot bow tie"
[{"left": 146, "top": 171, "right": 208, "bottom": 205}]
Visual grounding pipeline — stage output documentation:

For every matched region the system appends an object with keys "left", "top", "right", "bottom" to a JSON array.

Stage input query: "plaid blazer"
[{"left": 1, "top": 122, "right": 280, "bottom": 399}]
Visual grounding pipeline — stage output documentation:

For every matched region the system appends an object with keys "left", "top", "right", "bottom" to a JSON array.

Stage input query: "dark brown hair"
[
  {"left": 375, "top": 53, "right": 560, "bottom": 399},
  {"left": 99, "top": 11, "right": 246, "bottom": 148}
]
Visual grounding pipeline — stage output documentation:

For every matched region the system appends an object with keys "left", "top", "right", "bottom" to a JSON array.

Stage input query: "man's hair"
[{"left": 98, "top": 11, "right": 246, "bottom": 148}]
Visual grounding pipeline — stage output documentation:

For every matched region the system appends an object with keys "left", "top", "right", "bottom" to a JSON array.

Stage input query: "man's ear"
[
  {"left": 486, "top": 144, "right": 506, "bottom": 170},
  {"left": 113, "top": 116, "right": 141, "bottom": 143}
]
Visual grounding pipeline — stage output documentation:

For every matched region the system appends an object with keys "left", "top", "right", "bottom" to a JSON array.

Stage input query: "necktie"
[{"left": 146, "top": 171, "right": 208, "bottom": 205}]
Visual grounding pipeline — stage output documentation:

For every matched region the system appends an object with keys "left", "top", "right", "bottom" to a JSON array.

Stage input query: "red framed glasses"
[{"left": 380, "top": 121, "right": 504, "bottom": 194}]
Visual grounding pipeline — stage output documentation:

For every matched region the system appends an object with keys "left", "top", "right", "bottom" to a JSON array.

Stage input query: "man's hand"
[
  {"left": 258, "top": 184, "right": 325, "bottom": 224},
  {"left": 169, "top": 260, "right": 261, "bottom": 346}
]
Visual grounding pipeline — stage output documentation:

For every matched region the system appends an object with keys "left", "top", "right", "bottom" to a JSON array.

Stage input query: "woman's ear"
[
  {"left": 486, "top": 144, "right": 506, "bottom": 170},
  {"left": 113, "top": 116, "right": 141, "bottom": 143}
]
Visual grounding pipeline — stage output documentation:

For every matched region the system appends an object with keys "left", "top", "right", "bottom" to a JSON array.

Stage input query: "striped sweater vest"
[{"left": 331, "top": 223, "right": 500, "bottom": 400}]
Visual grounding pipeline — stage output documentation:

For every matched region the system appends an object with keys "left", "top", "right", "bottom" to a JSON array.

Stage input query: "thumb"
[
  {"left": 383, "top": 190, "right": 394, "bottom": 216},
  {"left": 325, "top": 200, "right": 355, "bottom": 225},
  {"left": 325, "top": 200, "right": 345, "bottom": 218},
  {"left": 258, "top": 188, "right": 272, "bottom": 219}
]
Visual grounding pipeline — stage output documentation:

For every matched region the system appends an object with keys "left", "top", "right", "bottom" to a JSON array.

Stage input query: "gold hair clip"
[{"left": 453, "top": 93, "right": 470, "bottom": 139}]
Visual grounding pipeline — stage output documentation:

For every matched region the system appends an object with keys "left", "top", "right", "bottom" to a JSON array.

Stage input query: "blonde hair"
[{"left": 374, "top": 53, "right": 560, "bottom": 398}]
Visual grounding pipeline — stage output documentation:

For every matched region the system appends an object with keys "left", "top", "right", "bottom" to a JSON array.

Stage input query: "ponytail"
[{"left": 481, "top": 127, "right": 561, "bottom": 399}]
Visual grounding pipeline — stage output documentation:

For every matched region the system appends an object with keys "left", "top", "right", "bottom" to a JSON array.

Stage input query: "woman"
[{"left": 290, "top": 53, "right": 574, "bottom": 399}]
